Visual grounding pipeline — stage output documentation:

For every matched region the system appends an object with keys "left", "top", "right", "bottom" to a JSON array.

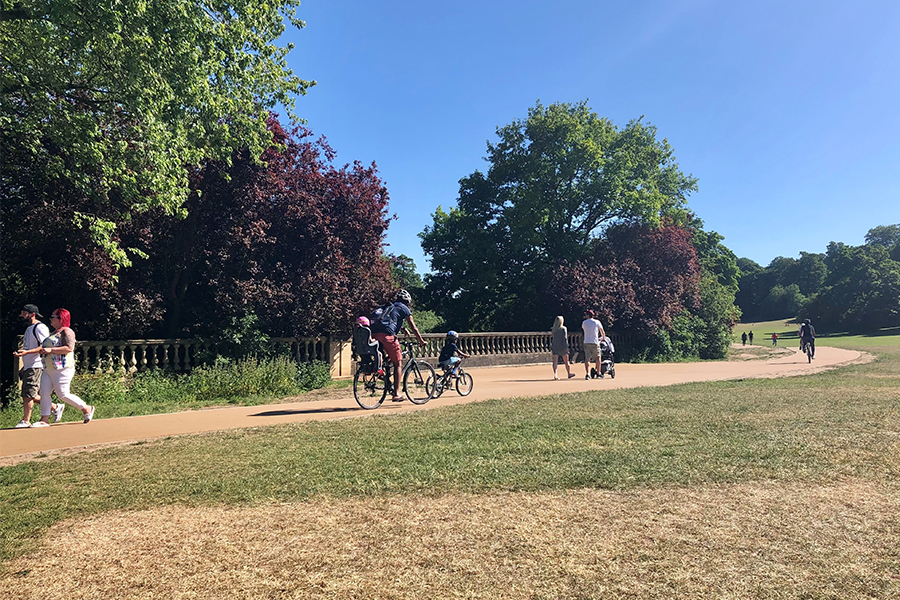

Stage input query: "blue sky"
[{"left": 282, "top": 0, "right": 899, "bottom": 274}]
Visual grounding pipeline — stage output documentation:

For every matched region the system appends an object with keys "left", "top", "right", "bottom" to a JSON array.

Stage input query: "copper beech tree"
[{"left": 0, "top": 118, "right": 395, "bottom": 366}]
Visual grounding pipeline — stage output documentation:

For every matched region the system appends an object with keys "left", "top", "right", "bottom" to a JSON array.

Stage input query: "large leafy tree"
[
  {"left": 1, "top": 0, "right": 314, "bottom": 266},
  {"left": 140, "top": 118, "right": 395, "bottom": 338},
  {"left": 420, "top": 101, "right": 698, "bottom": 331}
]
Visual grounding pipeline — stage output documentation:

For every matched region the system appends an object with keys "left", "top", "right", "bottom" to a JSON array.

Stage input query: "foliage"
[
  {"left": 139, "top": 118, "right": 395, "bottom": 338},
  {"left": 546, "top": 223, "right": 704, "bottom": 360},
  {"left": 736, "top": 252, "right": 826, "bottom": 321},
  {"left": 0, "top": 119, "right": 395, "bottom": 386},
  {"left": 864, "top": 224, "right": 900, "bottom": 249},
  {"left": 1, "top": 0, "right": 314, "bottom": 267},
  {"left": 388, "top": 254, "right": 424, "bottom": 290},
  {"left": 803, "top": 242, "right": 900, "bottom": 332},
  {"left": 295, "top": 361, "right": 332, "bottom": 392},
  {"left": 736, "top": 224, "right": 900, "bottom": 330},
  {"left": 420, "top": 101, "right": 698, "bottom": 332}
]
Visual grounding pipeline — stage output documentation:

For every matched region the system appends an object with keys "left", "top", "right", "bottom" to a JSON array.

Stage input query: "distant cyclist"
[
  {"left": 798, "top": 318, "right": 816, "bottom": 359},
  {"left": 371, "top": 289, "right": 426, "bottom": 401}
]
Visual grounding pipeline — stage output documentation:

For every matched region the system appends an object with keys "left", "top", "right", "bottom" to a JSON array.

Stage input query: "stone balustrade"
[{"left": 14, "top": 331, "right": 630, "bottom": 382}]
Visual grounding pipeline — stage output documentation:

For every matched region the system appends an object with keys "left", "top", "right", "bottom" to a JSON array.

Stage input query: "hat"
[
  {"left": 23, "top": 304, "right": 43, "bottom": 317},
  {"left": 585, "top": 309, "right": 595, "bottom": 317}
]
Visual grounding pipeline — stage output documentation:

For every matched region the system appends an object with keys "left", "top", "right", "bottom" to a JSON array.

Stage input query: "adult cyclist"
[
  {"left": 798, "top": 318, "right": 816, "bottom": 359},
  {"left": 371, "top": 289, "right": 426, "bottom": 402}
]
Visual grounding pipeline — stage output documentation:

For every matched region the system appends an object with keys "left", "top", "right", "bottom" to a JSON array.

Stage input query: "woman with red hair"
[{"left": 36, "top": 308, "right": 95, "bottom": 424}]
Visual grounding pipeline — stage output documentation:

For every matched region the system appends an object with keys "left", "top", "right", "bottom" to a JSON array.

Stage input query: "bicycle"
[
  {"left": 425, "top": 357, "right": 474, "bottom": 398},
  {"left": 801, "top": 340, "right": 814, "bottom": 363},
  {"left": 353, "top": 341, "right": 436, "bottom": 409}
]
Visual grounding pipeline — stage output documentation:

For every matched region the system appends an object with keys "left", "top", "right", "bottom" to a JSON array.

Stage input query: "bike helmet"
[
  {"left": 396, "top": 289, "right": 412, "bottom": 305},
  {"left": 356, "top": 316, "right": 370, "bottom": 326},
  {"left": 804, "top": 318, "right": 811, "bottom": 324},
  {"left": 446, "top": 330, "right": 459, "bottom": 341}
]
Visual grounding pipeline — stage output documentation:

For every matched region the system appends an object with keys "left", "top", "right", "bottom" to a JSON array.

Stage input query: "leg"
[
  {"left": 38, "top": 372, "right": 53, "bottom": 424},
  {"left": 48, "top": 369, "right": 93, "bottom": 419},
  {"left": 583, "top": 346, "right": 591, "bottom": 377},
  {"left": 563, "top": 353, "right": 572, "bottom": 377},
  {"left": 552, "top": 355, "right": 559, "bottom": 379}
]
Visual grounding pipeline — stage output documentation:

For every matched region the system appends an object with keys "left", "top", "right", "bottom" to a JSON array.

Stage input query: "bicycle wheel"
[
  {"left": 425, "top": 374, "right": 445, "bottom": 399},
  {"left": 455, "top": 371, "right": 474, "bottom": 396},
  {"left": 353, "top": 369, "right": 387, "bottom": 409},
  {"left": 404, "top": 360, "right": 436, "bottom": 404}
]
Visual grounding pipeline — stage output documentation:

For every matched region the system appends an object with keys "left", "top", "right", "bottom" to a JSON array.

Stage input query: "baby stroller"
[
  {"left": 352, "top": 321, "right": 383, "bottom": 374},
  {"left": 599, "top": 338, "right": 615, "bottom": 379}
]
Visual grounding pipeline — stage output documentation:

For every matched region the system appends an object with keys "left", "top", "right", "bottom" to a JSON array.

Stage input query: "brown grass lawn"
[{"left": 3, "top": 481, "right": 899, "bottom": 599}]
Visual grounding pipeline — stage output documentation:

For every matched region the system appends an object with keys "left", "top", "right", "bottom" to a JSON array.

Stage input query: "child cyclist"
[{"left": 438, "top": 331, "right": 470, "bottom": 376}]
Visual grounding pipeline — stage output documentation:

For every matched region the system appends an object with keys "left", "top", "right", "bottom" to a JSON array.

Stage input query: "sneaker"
[
  {"left": 52, "top": 403, "right": 65, "bottom": 423},
  {"left": 585, "top": 375, "right": 590, "bottom": 380},
  {"left": 390, "top": 397, "right": 404, "bottom": 403},
  {"left": 553, "top": 375, "right": 559, "bottom": 380},
  {"left": 31, "top": 421, "right": 49, "bottom": 428},
  {"left": 83, "top": 406, "right": 95, "bottom": 423},
  {"left": 568, "top": 373, "right": 576, "bottom": 379},
  {"left": 15, "top": 420, "right": 31, "bottom": 428},
  {"left": 599, "top": 373, "right": 605, "bottom": 379}
]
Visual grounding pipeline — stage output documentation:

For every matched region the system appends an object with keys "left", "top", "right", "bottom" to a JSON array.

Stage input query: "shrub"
[{"left": 296, "top": 360, "right": 331, "bottom": 392}]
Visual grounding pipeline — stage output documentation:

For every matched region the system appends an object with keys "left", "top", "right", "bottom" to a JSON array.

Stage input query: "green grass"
[{"left": 2, "top": 341, "right": 898, "bottom": 564}]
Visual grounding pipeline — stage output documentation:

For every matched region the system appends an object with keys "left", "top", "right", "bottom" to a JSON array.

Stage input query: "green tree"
[
  {"left": 1, "top": 0, "right": 314, "bottom": 267},
  {"left": 420, "top": 101, "right": 698, "bottom": 331},
  {"left": 864, "top": 224, "right": 900, "bottom": 248}
]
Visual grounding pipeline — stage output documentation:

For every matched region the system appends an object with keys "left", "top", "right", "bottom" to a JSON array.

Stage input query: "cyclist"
[
  {"left": 798, "top": 318, "right": 816, "bottom": 359},
  {"left": 438, "top": 330, "right": 470, "bottom": 376},
  {"left": 371, "top": 289, "right": 426, "bottom": 401}
]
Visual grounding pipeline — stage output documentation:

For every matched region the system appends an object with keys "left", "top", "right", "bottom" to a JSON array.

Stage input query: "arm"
[
  {"left": 13, "top": 347, "right": 42, "bottom": 357},
  {"left": 405, "top": 315, "right": 426, "bottom": 345}
]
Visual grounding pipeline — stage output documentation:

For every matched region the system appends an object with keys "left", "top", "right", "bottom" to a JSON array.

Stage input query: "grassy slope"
[{"left": 2, "top": 333, "right": 898, "bottom": 565}]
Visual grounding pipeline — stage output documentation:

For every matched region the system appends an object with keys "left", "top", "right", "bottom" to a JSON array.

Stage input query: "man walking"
[
  {"left": 12, "top": 304, "right": 53, "bottom": 427},
  {"left": 581, "top": 310, "right": 606, "bottom": 380}
]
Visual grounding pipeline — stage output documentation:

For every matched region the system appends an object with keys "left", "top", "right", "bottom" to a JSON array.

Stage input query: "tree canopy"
[
  {"left": 1, "top": 119, "right": 395, "bottom": 368},
  {"left": 1, "top": 0, "right": 314, "bottom": 266},
  {"left": 420, "top": 100, "right": 698, "bottom": 332}
]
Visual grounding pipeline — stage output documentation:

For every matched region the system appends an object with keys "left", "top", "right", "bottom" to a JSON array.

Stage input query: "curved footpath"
[{"left": 0, "top": 346, "right": 864, "bottom": 463}]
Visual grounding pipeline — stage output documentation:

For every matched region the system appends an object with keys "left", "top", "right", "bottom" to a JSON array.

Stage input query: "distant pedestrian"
[
  {"left": 748, "top": 330, "right": 754, "bottom": 345},
  {"left": 550, "top": 316, "right": 575, "bottom": 380},
  {"left": 772, "top": 332, "right": 778, "bottom": 346},
  {"left": 741, "top": 332, "right": 747, "bottom": 346}
]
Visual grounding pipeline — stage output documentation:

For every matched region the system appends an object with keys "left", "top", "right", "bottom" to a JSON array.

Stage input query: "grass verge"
[{"left": 2, "top": 344, "right": 898, "bottom": 568}]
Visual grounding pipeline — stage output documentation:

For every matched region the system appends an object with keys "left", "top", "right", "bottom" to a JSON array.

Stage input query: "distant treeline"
[{"left": 736, "top": 224, "right": 900, "bottom": 332}]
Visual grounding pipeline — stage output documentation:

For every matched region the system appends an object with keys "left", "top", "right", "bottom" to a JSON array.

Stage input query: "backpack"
[{"left": 370, "top": 303, "right": 391, "bottom": 325}]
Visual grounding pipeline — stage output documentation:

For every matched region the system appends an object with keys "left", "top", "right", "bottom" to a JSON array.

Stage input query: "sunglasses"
[{"left": 50, "top": 314, "right": 60, "bottom": 319}]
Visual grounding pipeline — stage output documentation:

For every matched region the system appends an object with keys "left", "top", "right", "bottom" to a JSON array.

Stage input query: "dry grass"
[{"left": 3, "top": 481, "right": 898, "bottom": 599}]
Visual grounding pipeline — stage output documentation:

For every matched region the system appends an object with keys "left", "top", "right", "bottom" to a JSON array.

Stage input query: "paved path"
[{"left": 0, "top": 346, "right": 863, "bottom": 463}]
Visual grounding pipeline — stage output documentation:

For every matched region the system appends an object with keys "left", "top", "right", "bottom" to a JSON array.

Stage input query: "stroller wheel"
[{"left": 610, "top": 368, "right": 615, "bottom": 379}]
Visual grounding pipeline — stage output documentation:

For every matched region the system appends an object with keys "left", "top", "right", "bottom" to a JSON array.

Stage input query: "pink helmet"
[{"left": 356, "top": 316, "right": 370, "bottom": 326}]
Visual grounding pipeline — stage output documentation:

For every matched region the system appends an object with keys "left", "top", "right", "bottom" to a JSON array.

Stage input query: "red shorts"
[{"left": 373, "top": 333, "right": 402, "bottom": 365}]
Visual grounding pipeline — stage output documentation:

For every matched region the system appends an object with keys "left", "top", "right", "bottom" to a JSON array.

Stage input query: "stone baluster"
[
  {"left": 127, "top": 346, "right": 138, "bottom": 373},
  {"left": 173, "top": 343, "right": 183, "bottom": 371},
  {"left": 139, "top": 344, "right": 149, "bottom": 371}
]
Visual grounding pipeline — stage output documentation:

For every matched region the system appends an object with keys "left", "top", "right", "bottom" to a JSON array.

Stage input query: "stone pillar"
[{"left": 329, "top": 339, "right": 354, "bottom": 379}]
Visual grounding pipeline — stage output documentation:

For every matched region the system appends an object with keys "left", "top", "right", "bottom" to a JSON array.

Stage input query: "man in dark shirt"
[{"left": 371, "top": 289, "right": 426, "bottom": 401}]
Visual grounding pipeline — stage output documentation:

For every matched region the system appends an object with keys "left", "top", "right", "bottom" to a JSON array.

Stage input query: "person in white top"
[
  {"left": 12, "top": 304, "right": 59, "bottom": 427},
  {"left": 581, "top": 310, "right": 607, "bottom": 380}
]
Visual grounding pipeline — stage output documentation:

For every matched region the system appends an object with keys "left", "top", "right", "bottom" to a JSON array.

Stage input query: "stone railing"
[
  {"left": 14, "top": 331, "right": 629, "bottom": 382},
  {"left": 398, "top": 331, "right": 630, "bottom": 368},
  {"left": 13, "top": 336, "right": 342, "bottom": 381}
]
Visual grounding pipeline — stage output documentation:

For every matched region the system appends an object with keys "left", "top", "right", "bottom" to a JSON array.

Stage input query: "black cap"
[{"left": 23, "top": 304, "right": 43, "bottom": 318}]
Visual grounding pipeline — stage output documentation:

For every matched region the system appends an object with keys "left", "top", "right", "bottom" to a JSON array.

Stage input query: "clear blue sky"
[{"left": 282, "top": 0, "right": 899, "bottom": 274}]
